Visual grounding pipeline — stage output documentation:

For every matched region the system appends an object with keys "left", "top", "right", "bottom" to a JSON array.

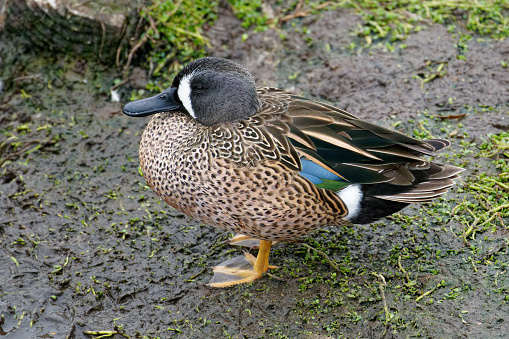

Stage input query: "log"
[{"left": 2, "top": 0, "right": 139, "bottom": 63}]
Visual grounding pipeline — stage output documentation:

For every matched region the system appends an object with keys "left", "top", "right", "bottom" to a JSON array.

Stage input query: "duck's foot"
[
  {"left": 208, "top": 240, "right": 276, "bottom": 287},
  {"left": 207, "top": 253, "right": 277, "bottom": 287},
  {"left": 225, "top": 233, "right": 278, "bottom": 249}
]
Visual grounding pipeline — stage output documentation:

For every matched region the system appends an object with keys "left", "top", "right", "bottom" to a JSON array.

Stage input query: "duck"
[{"left": 123, "top": 57, "right": 463, "bottom": 287}]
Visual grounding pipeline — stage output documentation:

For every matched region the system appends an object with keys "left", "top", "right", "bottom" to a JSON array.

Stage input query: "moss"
[
  {"left": 452, "top": 131, "right": 509, "bottom": 241},
  {"left": 228, "top": 0, "right": 269, "bottom": 31},
  {"left": 133, "top": 0, "right": 334, "bottom": 91},
  {"left": 140, "top": 0, "right": 219, "bottom": 91},
  {"left": 342, "top": 0, "right": 509, "bottom": 45},
  {"left": 135, "top": 0, "right": 508, "bottom": 94}
]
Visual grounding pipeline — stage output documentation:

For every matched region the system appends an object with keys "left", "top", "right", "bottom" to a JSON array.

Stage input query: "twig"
[
  {"left": 83, "top": 330, "right": 129, "bottom": 338},
  {"left": 123, "top": 34, "right": 149, "bottom": 76},
  {"left": 302, "top": 243, "right": 341, "bottom": 273},
  {"left": 266, "top": 272, "right": 285, "bottom": 281},
  {"left": 168, "top": 0, "right": 183, "bottom": 17},
  {"left": 416, "top": 280, "right": 444, "bottom": 302},
  {"left": 14, "top": 74, "right": 43, "bottom": 82},
  {"left": 432, "top": 113, "right": 467, "bottom": 120},
  {"left": 397, "top": 256, "right": 410, "bottom": 282},
  {"left": 116, "top": 43, "right": 122, "bottom": 68},
  {"left": 99, "top": 22, "right": 106, "bottom": 59},
  {"left": 280, "top": 1, "right": 333, "bottom": 22},
  {"left": 371, "top": 273, "right": 390, "bottom": 325},
  {"left": 187, "top": 268, "right": 206, "bottom": 281},
  {"left": 172, "top": 26, "right": 207, "bottom": 41},
  {"left": 117, "top": 14, "right": 145, "bottom": 67},
  {"left": 147, "top": 14, "right": 160, "bottom": 40},
  {"left": 497, "top": 212, "right": 505, "bottom": 228},
  {"left": 0, "top": 0, "right": 7, "bottom": 30},
  {"left": 488, "top": 202, "right": 509, "bottom": 214},
  {"left": 110, "top": 79, "right": 129, "bottom": 91}
]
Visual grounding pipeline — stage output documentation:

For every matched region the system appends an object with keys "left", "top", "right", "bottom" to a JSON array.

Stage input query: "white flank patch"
[
  {"left": 337, "top": 184, "right": 363, "bottom": 220},
  {"left": 177, "top": 74, "right": 196, "bottom": 119}
]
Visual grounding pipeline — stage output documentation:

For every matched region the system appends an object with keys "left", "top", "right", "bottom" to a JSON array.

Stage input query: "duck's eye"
[{"left": 194, "top": 84, "right": 206, "bottom": 93}]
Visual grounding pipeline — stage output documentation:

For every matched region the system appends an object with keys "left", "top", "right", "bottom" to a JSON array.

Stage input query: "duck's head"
[{"left": 123, "top": 57, "right": 260, "bottom": 126}]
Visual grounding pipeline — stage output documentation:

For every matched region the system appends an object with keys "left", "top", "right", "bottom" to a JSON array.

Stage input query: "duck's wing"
[{"left": 253, "top": 88, "right": 463, "bottom": 203}]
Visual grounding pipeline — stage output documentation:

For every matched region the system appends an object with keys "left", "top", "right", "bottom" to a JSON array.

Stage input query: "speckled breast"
[{"left": 139, "top": 112, "right": 345, "bottom": 241}]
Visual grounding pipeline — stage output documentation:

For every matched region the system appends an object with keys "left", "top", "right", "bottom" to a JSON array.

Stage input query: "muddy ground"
[{"left": 1, "top": 3, "right": 509, "bottom": 339}]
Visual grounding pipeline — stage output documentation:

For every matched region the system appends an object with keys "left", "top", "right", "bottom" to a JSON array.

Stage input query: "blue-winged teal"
[{"left": 123, "top": 57, "right": 463, "bottom": 287}]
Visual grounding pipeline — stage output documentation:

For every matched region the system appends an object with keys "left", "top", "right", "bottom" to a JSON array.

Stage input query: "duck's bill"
[{"left": 122, "top": 88, "right": 181, "bottom": 117}]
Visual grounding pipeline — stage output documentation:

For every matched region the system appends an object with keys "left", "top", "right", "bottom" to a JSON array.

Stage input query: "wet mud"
[{"left": 1, "top": 3, "right": 509, "bottom": 339}]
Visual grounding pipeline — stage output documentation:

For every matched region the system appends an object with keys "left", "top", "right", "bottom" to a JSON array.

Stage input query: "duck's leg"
[
  {"left": 208, "top": 240, "right": 277, "bottom": 287},
  {"left": 225, "top": 233, "right": 279, "bottom": 249},
  {"left": 225, "top": 233, "right": 261, "bottom": 248}
]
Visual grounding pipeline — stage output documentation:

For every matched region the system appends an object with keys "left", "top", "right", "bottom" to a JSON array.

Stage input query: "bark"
[{"left": 2, "top": 0, "right": 140, "bottom": 63}]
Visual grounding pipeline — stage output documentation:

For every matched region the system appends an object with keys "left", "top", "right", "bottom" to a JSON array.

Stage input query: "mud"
[{"left": 1, "top": 2, "right": 509, "bottom": 339}]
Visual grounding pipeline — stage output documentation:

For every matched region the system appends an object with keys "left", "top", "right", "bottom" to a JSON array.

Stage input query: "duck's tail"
[{"left": 337, "top": 139, "right": 464, "bottom": 224}]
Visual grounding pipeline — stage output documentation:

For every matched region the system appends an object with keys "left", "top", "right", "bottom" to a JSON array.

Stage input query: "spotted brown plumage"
[
  {"left": 123, "top": 57, "right": 464, "bottom": 287},
  {"left": 139, "top": 110, "right": 347, "bottom": 242}
]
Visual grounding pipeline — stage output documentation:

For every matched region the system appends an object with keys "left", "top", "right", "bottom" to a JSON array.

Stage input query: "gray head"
[{"left": 123, "top": 57, "right": 261, "bottom": 126}]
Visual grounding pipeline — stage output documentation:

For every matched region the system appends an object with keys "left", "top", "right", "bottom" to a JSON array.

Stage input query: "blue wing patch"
[{"left": 299, "top": 159, "right": 349, "bottom": 191}]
